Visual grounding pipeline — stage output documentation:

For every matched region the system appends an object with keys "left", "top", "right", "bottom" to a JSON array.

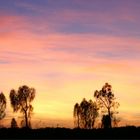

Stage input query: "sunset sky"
[{"left": 0, "top": 0, "right": 140, "bottom": 128}]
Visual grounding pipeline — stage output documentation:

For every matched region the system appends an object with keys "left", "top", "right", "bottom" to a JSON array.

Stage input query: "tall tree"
[
  {"left": 73, "top": 98, "right": 98, "bottom": 129},
  {"left": 79, "top": 98, "right": 89, "bottom": 128},
  {"left": 94, "top": 83, "right": 119, "bottom": 128},
  {"left": 0, "top": 92, "right": 6, "bottom": 120},
  {"left": 9, "top": 85, "right": 35, "bottom": 128},
  {"left": 73, "top": 103, "right": 81, "bottom": 128},
  {"left": 87, "top": 100, "right": 99, "bottom": 129}
]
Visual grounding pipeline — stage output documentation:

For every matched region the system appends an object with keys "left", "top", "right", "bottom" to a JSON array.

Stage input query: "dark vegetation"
[
  {"left": 10, "top": 85, "right": 35, "bottom": 128},
  {"left": 73, "top": 98, "right": 98, "bottom": 129},
  {"left": 74, "top": 83, "right": 120, "bottom": 129},
  {"left": 0, "top": 126, "right": 140, "bottom": 139},
  {"left": 0, "top": 83, "right": 140, "bottom": 139},
  {"left": 0, "top": 92, "right": 6, "bottom": 120}
]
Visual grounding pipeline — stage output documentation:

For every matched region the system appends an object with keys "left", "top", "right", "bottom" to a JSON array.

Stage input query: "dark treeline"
[{"left": 0, "top": 126, "right": 140, "bottom": 139}]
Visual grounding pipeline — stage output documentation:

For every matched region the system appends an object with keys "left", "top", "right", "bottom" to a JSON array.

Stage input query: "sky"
[{"left": 0, "top": 0, "right": 140, "bottom": 128}]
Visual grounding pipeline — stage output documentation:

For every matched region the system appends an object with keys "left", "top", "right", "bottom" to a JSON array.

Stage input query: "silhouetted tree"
[
  {"left": 73, "top": 98, "right": 98, "bottom": 129},
  {"left": 11, "top": 118, "right": 18, "bottom": 128},
  {"left": 87, "top": 100, "right": 99, "bottom": 129},
  {"left": 79, "top": 98, "right": 89, "bottom": 128},
  {"left": 73, "top": 103, "right": 81, "bottom": 128},
  {"left": 9, "top": 85, "right": 35, "bottom": 128},
  {"left": 94, "top": 83, "right": 119, "bottom": 128},
  {"left": 0, "top": 92, "right": 6, "bottom": 120}
]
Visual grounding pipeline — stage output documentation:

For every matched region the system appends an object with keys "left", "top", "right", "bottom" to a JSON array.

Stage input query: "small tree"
[
  {"left": 94, "top": 83, "right": 119, "bottom": 128},
  {"left": 0, "top": 92, "right": 6, "bottom": 120},
  {"left": 9, "top": 85, "right": 35, "bottom": 128},
  {"left": 112, "top": 115, "right": 120, "bottom": 127},
  {"left": 11, "top": 118, "right": 18, "bottom": 128}
]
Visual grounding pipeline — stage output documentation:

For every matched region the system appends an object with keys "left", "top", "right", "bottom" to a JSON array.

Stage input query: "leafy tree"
[
  {"left": 11, "top": 118, "right": 18, "bottom": 128},
  {"left": 0, "top": 92, "right": 6, "bottom": 120},
  {"left": 87, "top": 100, "right": 99, "bottom": 129},
  {"left": 9, "top": 85, "right": 35, "bottom": 128},
  {"left": 73, "top": 98, "right": 98, "bottom": 129},
  {"left": 94, "top": 83, "right": 119, "bottom": 128}
]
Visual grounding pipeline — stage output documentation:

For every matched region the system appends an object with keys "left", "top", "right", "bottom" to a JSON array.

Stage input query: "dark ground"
[{"left": 0, "top": 126, "right": 140, "bottom": 139}]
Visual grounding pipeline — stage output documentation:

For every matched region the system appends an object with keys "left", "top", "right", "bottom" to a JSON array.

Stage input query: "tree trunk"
[
  {"left": 25, "top": 98, "right": 29, "bottom": 128},
  {"left": 108, "top": 109, "right": 112, "bottom": 128},
  {"left": 77, "top": 115, "right": 80, "bottom": 128},
  {"left": 25, "top": 110, "right": 28, "bottom": 128}
]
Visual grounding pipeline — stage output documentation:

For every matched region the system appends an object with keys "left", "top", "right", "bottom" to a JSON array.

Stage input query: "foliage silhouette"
[
  {"left": 94, "top": 83, "right": 119, "bottom": 128},
  {"left": 9, "top": 85, "right": 35, "bottom": 128},
  {"left": 73, "top": 103, "right": 80, "bottom": 128},
  {"left": 11, "top": 118, "right": 18, "bottom": 128},
  {"left": 0, "top": 92, "right": 6, "bottom": 120},
  {"left": 101, "top": 115, "right": 111, "bottom": 128},
  {"left": 74, "top": 98, "right": 98, "bottom": 129}
]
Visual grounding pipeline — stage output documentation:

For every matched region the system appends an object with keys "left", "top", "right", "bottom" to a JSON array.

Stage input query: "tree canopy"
[{"left": 0, "top": 92, "right": 6, "bottom": 120}]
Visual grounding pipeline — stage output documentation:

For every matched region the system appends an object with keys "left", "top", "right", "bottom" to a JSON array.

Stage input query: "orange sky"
[{"left": 0, "top": 0, "right": 140, "bottom": 128}]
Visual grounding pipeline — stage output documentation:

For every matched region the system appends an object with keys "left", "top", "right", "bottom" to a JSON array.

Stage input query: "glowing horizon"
[{"left": 0, "top": 0, "right": 140, "bottom": 128}]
